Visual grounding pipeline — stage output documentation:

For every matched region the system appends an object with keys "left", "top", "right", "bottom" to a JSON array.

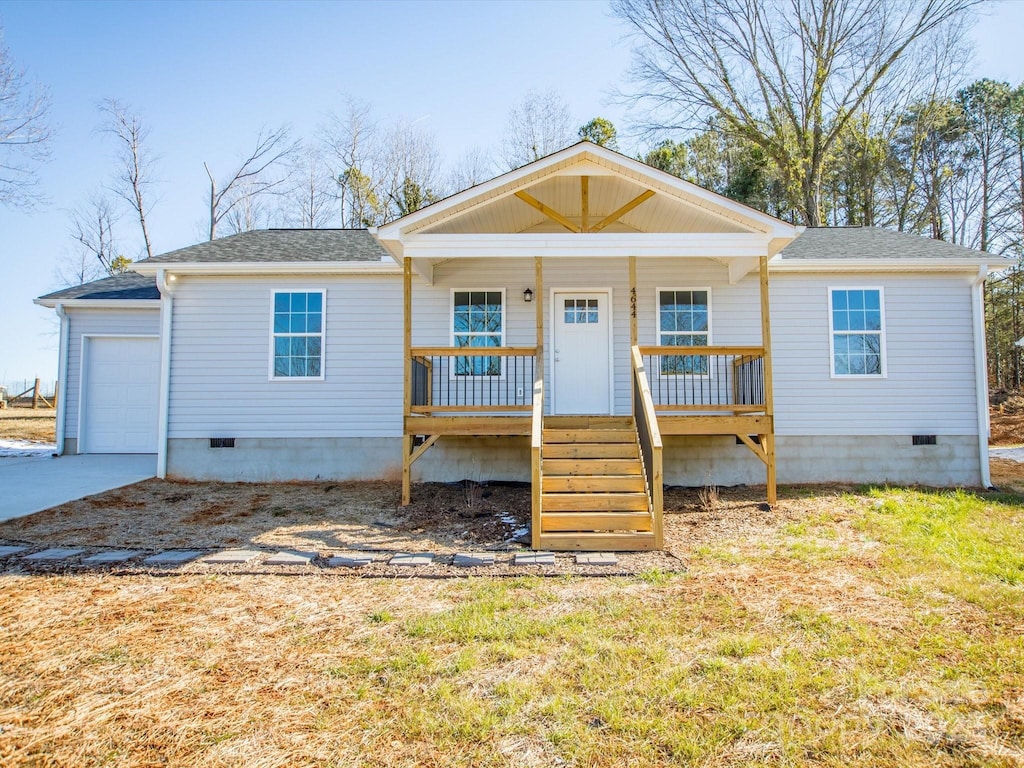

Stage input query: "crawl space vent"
[
  {"left": 209, "top": 438, "right": 235, "bottom": 449},
  {"left": 912, "top": 435, "right": 937, "bottom": 446}
]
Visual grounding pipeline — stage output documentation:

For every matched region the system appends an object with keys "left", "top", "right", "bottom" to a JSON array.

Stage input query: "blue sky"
[{"left": 1, "top": 0, "right": 1022, "bottom": 384}]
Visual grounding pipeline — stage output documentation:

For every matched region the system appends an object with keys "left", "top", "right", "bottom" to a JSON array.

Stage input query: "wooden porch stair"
[{"left": 538, "top": 416, "right": 658, "bottom": 551}]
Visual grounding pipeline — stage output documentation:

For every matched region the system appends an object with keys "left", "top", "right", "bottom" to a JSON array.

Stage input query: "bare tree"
[
  {"left": 67, "top": 193, "right": 131, "bottom": 276},
  {"left": 282, "top": 143, "right": 336, "bottom": 228},
  {"left": 222, "top": 180, "right": 272, "bottom": 235},
  {"left": 321, "top": 96, "right": 383, "bottom": 227},
  {"left": 54, "top": 245, "right": 105, "bottom": 287},
  {"left": 99, "top": 98, "right": 157, "bottom": 258},
  {"left": 501, "top": 89, "right": 576, "bottom": 170},
  {"left": 204, "top": 125, "right": 298, "bottom": 239},
  {"left": 379, "top": 119, "right": 443, "bottom": 220},
  {"left": 614, "top": 0, "right": 982, "bottom": 226},
  {"left": 447, "top": 146, "right": 495, "bottom": 195},
  {"left": 0, "top": 27, "right": 51, "bottom": 209}
]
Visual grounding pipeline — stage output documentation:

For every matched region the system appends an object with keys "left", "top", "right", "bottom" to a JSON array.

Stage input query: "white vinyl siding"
[
  {"left": 772, "top": 274, "right": 978, "bottom": 436},
  {"left": 63, "top": 308, "right": 161, "bottom": 443},
  {"left": 160, "top": 262, "right": 980, "bottom": 441},
  {"left": 168, "top": 275, "right": 402, "bottom": 438}
]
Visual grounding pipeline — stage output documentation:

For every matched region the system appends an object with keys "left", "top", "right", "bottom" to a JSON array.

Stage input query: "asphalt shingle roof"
[
  {"left": 38, "top": 226, "right": 993, "bottom": 305},
  {"left": 780, "top": 226, "right": 992, "bottom": 261},
  {"left": 37, "top": 272, "right": 159, "bottom": 301},
  {"left": 136, "top": 229, "right": 389, "bottom": 264}
]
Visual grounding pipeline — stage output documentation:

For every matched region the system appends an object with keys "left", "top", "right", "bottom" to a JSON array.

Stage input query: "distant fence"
[{"left": 0, "top": 379, "right": 58, "bottom": 409}]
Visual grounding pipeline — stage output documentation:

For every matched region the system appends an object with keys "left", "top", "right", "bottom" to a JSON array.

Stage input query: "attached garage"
[{"left": 80, "top": 336, "right": 160, "bottom": 453}]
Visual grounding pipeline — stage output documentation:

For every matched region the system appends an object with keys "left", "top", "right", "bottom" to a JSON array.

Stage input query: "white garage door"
[{"left": 82, "top": 337, "right": 160, "bottom": 453}]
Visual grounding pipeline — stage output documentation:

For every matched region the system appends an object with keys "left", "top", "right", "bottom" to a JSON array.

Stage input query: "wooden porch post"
[
  {"left": 535, "top": 256, "right": 544, "bottom": 377},
  {"left": 628, "top": 256, "right": 638, "bottom": 348},
  {"left": 402, "top": 257, "right": 413, "bottom": 505},
  {"left": 759, "top": 255, "right": 777, "bottom": 505}
]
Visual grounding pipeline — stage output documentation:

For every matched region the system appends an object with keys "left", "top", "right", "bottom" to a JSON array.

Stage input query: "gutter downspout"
[
  {"left": 971, "top": 265, "right": 992, "bottom": 489},
  {"left": 54, "top": 304, "right": 70, "bottom": 456},
  {"left": 155, "top": 269, "right": 175, "bottom": 479}
]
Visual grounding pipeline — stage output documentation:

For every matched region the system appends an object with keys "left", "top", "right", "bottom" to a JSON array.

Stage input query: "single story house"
[{"left": 36, "top": 143, "right": 994, "bottom": 551}]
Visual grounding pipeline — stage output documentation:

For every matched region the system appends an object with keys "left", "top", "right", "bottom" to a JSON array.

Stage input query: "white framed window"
[
  {"left": 829, "top": 287, "right": 886, "bottom": 377},
  {"left": 451, "top": 289, "right": 504, "bottom": 376},
  {"left": 657, "top": 287, "right": 711, "bottom": 376},
  {"left": 270, "top": 290, "right": 325, "bottom": 380}
]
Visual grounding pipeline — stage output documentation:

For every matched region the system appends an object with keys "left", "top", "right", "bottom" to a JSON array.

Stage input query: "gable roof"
[
  {"left": 36, "top": 272, "right": 159, "bottom": 306},
  {"left": 135, "top": 229, "right": 390, "bottom": 265},
  {"left": 779, "top": 227, "right": 994, "bottom": 262},
  {"left": 377, "top": 142, "right": 800, "bottom": 255}
]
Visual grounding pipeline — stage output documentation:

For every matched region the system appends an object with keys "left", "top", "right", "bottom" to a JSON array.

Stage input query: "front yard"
[{"left": 1, "top": 482, "right": 1022, "bottom": 766}]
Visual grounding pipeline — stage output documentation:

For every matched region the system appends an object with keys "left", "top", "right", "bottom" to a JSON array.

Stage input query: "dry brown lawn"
[
  {"left": 1, "top": 403, "right": 1022, "bottom": 765},
  {"left": 1, "top": 481, "right": 1022, "bottom": 767},
  {"left": 0, "top": 409, "right": 55, "bottom": 443}
]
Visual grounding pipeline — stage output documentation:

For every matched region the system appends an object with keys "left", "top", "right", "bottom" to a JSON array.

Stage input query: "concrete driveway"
[{"left": 0, "top": 454, "right": 156, "bottom": 523}]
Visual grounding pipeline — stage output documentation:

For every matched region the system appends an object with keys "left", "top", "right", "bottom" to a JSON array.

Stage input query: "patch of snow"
[
  {"left": 0, "top": 439, "right": 56, "bottom": 458},
  {"left": 990, "top": 447, "right": 1024, "bottom": 463},
  {"left": 499, "top": 514, "right": 517, "bottom": 524}
]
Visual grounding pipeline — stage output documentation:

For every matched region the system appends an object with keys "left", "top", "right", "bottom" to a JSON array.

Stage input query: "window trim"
[
  {"left": 449, "top": 288, "right": 506, "bottom": 380},
  {"left": 655, "top": 286, "right": 713, "bottom": 378},
  {"left": 268, "top": 289, "right": 326, "bottom": 382},
  {"left": 828, "top": 286, "right": 887, "bottom": 379}
]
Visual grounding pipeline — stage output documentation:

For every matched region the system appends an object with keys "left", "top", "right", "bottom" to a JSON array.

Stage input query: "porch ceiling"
[{"left": 422, "top": 174, "right": 749, "bottom": 236}]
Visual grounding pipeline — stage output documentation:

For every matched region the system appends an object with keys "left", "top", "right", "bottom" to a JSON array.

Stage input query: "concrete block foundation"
[{"left": 166, "top": 434, "right": 984, "bottom": 488}]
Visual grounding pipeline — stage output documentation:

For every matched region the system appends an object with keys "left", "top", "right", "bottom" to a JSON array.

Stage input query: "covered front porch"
[
  {"left": 398, "top": 255, "right": 776, "bottom": 552},
  {"left": 376, "top": 142, "right": 799, "bottom": 551}
]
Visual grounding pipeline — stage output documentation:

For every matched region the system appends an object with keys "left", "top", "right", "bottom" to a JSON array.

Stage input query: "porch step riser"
[
  {"left": 542, "top": 429, "right": 638, "bottom": 443},
  {"left": 542, "top": 493, "right": 649, "bottom": 512},
  {"left": 542, "top": 513, "right": 652, "bottom": 532},
  {"left": 543, "top": 459, "right": 643, "bottom": 476},
  {"left": 543, "top": 444, "right": 639, "bottom": 460},
  {"left": 543, "top": 475, "right": 646, "bottom": 493},
  {"left": 539, "top": 533, "right": 658, "bottom": 552}
]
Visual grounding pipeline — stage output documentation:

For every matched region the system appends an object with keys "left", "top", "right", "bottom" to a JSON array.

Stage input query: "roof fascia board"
[
  {"left": 34, "top": 299, "right": 161, "bottom": 309},
  {"left": 770, "top": 258, "right": 993, "bottom": 273},
  {"left": 132, "top": 262, "right": 402, "bottom": 276},
  {"left": 402, "top": 232, "right": 773, "bottom": 260}
]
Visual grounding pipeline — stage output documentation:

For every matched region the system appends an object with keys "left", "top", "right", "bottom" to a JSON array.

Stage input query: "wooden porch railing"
[
  {"left": 631, "top": 346, "right": 663, "bottom": 548},
  {"left": 637, "top": 345, "right": 766, "bottom": 413},
  {"left": 409, "top": 346, "right": 537, "bottom": 413}
]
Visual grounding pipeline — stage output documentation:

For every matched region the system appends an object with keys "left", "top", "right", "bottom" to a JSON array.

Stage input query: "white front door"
[{"left": 552, "top": 291, "right": 612, "bottom": 414}]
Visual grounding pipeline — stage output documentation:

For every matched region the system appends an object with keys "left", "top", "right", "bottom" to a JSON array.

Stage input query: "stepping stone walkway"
[
  {"left": 325, "top": 553, "right": 374, "bottom": 568},
  {"left": 575, "top": 553, "right": 619, "bottom": 566},
  {"left": 143, "top": 550, "right": 203, "bottom": 565},
  {"left": 201, "top": 549, "right": 261, "bottom": 565},
  {"left": 389, "top": 553, "right": 434, "bottom": 567},
  {"left": 84, "top": 550, "right": 143, "bottom": 564},
  {"left": 264, "top": 550, "right": 316, "bottom": 566},
  {"left": 0, "top": 545, "right": 28, "bottom": 558},
  {"left": 23, "top": 548, "right": 85, "bottom": 561},
  {"left": 514, "top": 551, "right": 555, "bottom": 566},
  {"left": 454, "top": 552, "right": 495, "bottom": 567}
]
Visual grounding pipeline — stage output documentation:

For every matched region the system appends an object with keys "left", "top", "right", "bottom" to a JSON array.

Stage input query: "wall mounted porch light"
[{"left": 523, "top": 288, "right": 534, "bottom": 303}]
